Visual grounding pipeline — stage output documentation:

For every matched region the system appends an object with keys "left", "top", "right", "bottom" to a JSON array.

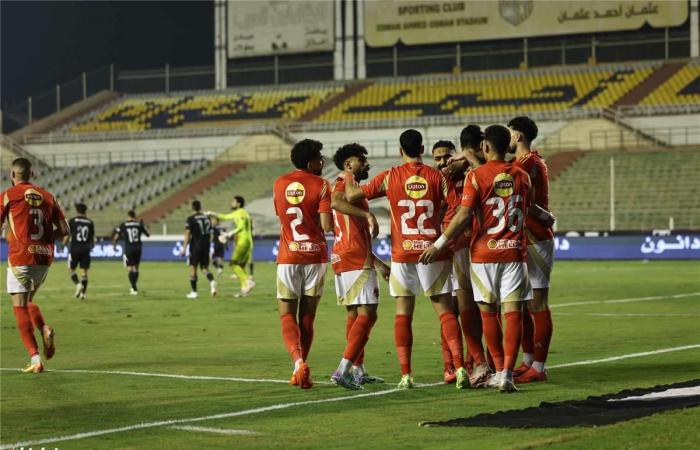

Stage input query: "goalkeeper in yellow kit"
[{"left": 207, "top": 196, "right": 255, "bottom": 297}]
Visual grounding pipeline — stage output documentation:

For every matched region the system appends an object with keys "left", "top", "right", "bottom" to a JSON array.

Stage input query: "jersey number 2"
[
  {"left": 286, "top": 207, "right": 310, "bottom": 241},
  {"left": 398, "top": 200, "right": 436, "bottom": 236}
]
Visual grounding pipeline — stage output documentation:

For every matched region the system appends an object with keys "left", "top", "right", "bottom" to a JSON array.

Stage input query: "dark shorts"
[
  {"left": 124, "top": 249, "right": 142, "bottom": 267},
  {"left": 213, "top": 246, "right": 225, "bottom": 259},
  {"left": 188, "top": 248, "right": 210, "bottom": 268},
  {"left": 69, "top": 249, "right": 91, "bottom": 270}
]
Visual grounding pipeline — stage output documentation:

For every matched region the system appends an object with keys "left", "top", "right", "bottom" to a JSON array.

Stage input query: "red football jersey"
[
  {"left": 362, "top": 162, "right": 448, "bottom": 263},
  {"left": 515, "top": 151, "right": 554, "bottom": 243},
  {"left": 331, "top": 177, "right": 373, "bottom": 273},
  {"left": 461, "top": 160, "right": 531, "bottom": 263},
  {"left": 0, "top": 182, "right": 65, "bottom": 266},
  {"left": 273, "top": 170, "right": 331, "bottom": 264},
  {"left": 443, "top": 172, "right": 470, "bottom": 252}
]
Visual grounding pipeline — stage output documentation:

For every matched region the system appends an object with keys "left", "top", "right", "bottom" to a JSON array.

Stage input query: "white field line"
[
  {"left": 2, "top": 344, "right": 699, "bottom": 450},
  {"left": 39, "top": 284, "right": 125, "bottom": 292},
  {"left": 547, "top": 344, "right": 700, "bottom": 369},
  {"left": 550, "top": 291, "right": 700, "bottom": 309},
  {"left": 170, "top": 425, "right": 260, "bottom": 436},
  {"left": 555, "top": 312, "right": 699, "bottom": 317},
  {"left": 0, "top": 368, "right": 332, "bottom": 385}
]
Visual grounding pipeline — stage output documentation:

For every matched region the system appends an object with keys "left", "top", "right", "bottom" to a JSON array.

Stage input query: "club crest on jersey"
[
  {"left": 404, "top": 176, "right": 428, "bottom": 199},
  {"left": 493, "top": 173, "right": 514, "bottom": 197},
  {"left": 24, "top": 189, "right": 44, "bottom": 206},
  {"left": 285, "top": 182, "right": 305, "bottom": 205}
]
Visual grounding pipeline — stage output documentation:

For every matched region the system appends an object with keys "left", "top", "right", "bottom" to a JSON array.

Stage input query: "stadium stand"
[
  {"left": 67, "top": 86, "right": 345, "bottom": 133},
  {"left": 639, "top": 60, "right": 700, "bottom": 106},
  {"left": 549, "top": 150, "right": 700, "bottom": 231}
]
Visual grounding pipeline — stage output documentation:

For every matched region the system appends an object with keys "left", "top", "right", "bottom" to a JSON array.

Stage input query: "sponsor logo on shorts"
[
  {"left": 285, "top": 182, "right": 306, "bottom": 205},
  {"left": 24, "top": 189, "right": 44, "bottom": 207},
  {"left": 402, "top": 239, "right": 432, "bottom": 251},
  {"left": 487, "top": 238, "right": 521, "bottom": 250},
  {"left": 493, "top": 173, "right": 514, "bottom": 197},
  {"left": 404, "top": 175, "right": 428, "bottom": 199},
  {"left": 289, "top": 241, "right": 321, "bottom": 252},
  {"left": 28, "top": 244, "right": 52, "bottom": 255}
]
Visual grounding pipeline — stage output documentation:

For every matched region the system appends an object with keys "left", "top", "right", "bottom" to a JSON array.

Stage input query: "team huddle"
[
  {"left": 274, "top": 116, "right": 555, "bottom": 392},
  {"left": 1, "top": 116, "right": 553, "bottom": 391}
]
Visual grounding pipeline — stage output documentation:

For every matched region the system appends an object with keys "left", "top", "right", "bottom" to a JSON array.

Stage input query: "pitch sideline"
[{"left": 2, "top": 343, "right": 699, "bottom": 450}]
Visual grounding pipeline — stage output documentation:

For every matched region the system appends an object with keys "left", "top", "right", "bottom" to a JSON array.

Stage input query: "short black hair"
[
  {"left": 11, "top": 158, "right": 32, "bottom": 178},
  {"left": 460, "top": 125, "right": 483, "bottom": 150},
  {"left": 508, "top": 116, "right": 538, "bottom": 143},
  {"left": 75, "top": 203, "right": 87, "bottom": 214},
  {"left": 234, "top": 195, "right": 245, "bottom": 207},
  {"left": 484, "top": 125, "right": 511, "bottom": 155},
  {"left": 127, "top": 210, "right": 136, "bottom": 218},
  {"left": 333, "top": 143, "right": 368, "bottom": 171},
  {"left": 291, "top": 139, "right": 323, "bottom": 170},
  {"left": 192, "top": 200, "right": 201, "bottom": 211},
  {"left": 431, "top": 140, "right": 455, "bottom": 152},
  {"left": 400, "top": 129, "right": 422, "bottom": 157}
]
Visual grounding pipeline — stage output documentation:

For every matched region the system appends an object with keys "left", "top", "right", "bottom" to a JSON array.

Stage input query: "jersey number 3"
[
  {"left": 485, "top": 195, "right": 524, "bottom": 234},
  {"left": 29, "top": 208, "right": 44, "bottom": 240}
]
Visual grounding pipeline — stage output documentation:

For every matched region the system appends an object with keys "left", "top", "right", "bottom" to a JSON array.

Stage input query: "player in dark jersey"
[
  {"left": 210, "top": 216, "right": 227, "bottom": 276},
  {"left": 180, "top": 200, "right": 217, "bottom": 299},
  {"left": 65, "top": 203, "right": 95, "bottom": 300},
  {"left": 112, "top": 210, "right": 150, "bottom": 295}
]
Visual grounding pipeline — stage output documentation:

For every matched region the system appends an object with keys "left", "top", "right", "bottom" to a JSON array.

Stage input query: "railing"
[
  {"left": 589, "top": 126, "right": 700, "bottom": 150},
  {"left": 616, "top": 103, "right": 700, "bottom": 118}
]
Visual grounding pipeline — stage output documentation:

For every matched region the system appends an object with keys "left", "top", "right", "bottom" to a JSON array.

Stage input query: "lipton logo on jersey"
[
  {"left": 289, "top": 241, "right": 321, "bottom": 252},
  {"left": 285, "top": 182, "right": 306, "bottom": 205},
  {"left": 493, "top": 173, "right": 514, "bottom": 197},
  {"left": 404, "top": 176, "right": 428, "bottom": 199},
  {"left": 402, "top": 239, "right": 432, "bottom": 251},
  {"left": 487, "top": 238, "right": 521, "bottom": 250},
  {"left": 24, "top": 189, "right": 44, "bottom": 206}
]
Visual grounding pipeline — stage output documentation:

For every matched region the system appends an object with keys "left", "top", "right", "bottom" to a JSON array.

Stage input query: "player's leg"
[
  {"left": 298, "top": 263, "right": 326, "bottom": 362},
  {"left": 79, "top": 259, "right": 89, "bottom": 299},
  {"left": 69, "top": 252, "right": 82, "bottom": 298},
  {"left": 440, "top": 294, "right": 458, "bottom": 384},
  {"left": 453, "top": 248, "right": 487, "bottom": 374},
  {"left": 517, "top": 240, "right": 554, "bottom": 383},
  {"left": 351, "top": 303, "right": 382, "bottom": 384},
  {"left": 28, "top": 282, "right": 55, "bottom": 361},
  {"left": 8, "top": 266, "right": 50, "bottom": 372},
  {"left": 230, "top": 241, "right": 249, "bottom": 293},
  {"left": 186, "top": 263, "right": 198, "bottom": 298},
  {"left": 200, "top": 262, "right": 217, "bottom": 297},
  {"left": 389, "top": 261, "right": 419, "bottom": 388},
  {"left": 471, "top": 262, "right": 506, "bottom": 388},
  {"left": 277, "top": 264, "right": 313, "bottom": 388}
]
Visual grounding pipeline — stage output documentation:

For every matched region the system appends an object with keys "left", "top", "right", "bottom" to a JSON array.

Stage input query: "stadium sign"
[
  {"left": 227, "top": 0, "right": 333, "bottom": 57},
  {"left": 365, "top": 1, "right": 688, "bottom": 47}
]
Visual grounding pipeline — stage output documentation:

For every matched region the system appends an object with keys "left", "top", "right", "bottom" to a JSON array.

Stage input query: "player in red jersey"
[
  {"left": 508, "top": 116, "right": 556, "bottom": 384},
  {"left": 344, "top": 129, "right": 467, "bottom": 389},
  {"left": 1, "top": 158, "right": 70, "bottom": 373},
  {"left": 420, "top": 125, "right": 531, "bottom": 393},
  {"left": 273, "top": 139, "right": 333, "bottom": 389},
  {"left": 329, "top": 143, "right": 390, "bottom": 390},
  {"left": 432, "top": 130, "right": 491, "bottom": 387}
]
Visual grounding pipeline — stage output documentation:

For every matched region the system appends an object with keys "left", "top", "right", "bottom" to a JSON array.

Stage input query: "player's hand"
[
  {"left": 442, "top": 159, "right": 467, "bottom": 179},
  {"left": 204, "top": 210, "right": 214, "bottom": 216},
  {"left": 418, "top": 245, "right": 440, "bottom": 265},
  {"left": 218, "top": 234, "right": 228, "bottom": 244},
  {"left": 367, "top": 213, "right": 379, "bottom": 239},
  {"left": 378, "top": 263, "right": 390, "bottom": 282},
  {"left": 447, "top": 152, "right": 467, "bottom": 165},
  {"left": 179, "top": 249, "right": 185, "bottom": 257}
]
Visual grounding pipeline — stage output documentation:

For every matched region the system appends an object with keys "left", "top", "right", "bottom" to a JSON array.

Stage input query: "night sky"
[{"left": 1, "top": 1, "right": 214, "bottom": 108}]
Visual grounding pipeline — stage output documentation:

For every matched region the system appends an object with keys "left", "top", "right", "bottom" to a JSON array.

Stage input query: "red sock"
[
  {"left": 299, "top": 313, "right": 315, "bottom": 361},
  {"left": 13, "top": 306, "right": 39, "bottom": 357},
  {"left": 439, "top": 312, "right": 464, "bottom": 369},
  {"left": 521, "top": 310, "right": 535, "bottom": 356},
  {"left": 480, "top": 311, "right": 504, "bottom": 372},
  {"left": 504, "top": 311, "right": 523, "bottom": 371},
  {"left": 343, "top": 315, "right": 373, "bottom": 362},
  {"left": 460, "top": 307, "right": 485, "bottom": 365},
  {"left": 532, "top": 310, "right": 553, "bottom": 363},
  {"left": 28, "top": 303, "right": 46, "bottom": 331},
  {"left": 280, "top": 313, "right": 302, "bottom": 362},
  {"left": 394, "top": 314, "right": 413, "bottom": 375},
  {"left": 440, "top": 330, "right": 453, "bottom": 371},
  {"left": 346, "top": 316, "right": 356, "bottom": 339},
  {"left": 355, "top": 317, "right": 375, "bottom": 365}
]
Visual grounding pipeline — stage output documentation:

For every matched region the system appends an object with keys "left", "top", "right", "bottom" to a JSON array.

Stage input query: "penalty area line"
[
  {"left": 2, "top": 343, "right": 700, "bottom": 449},
  {"left": 550, "top": 291, "right": 700, "bottom": 309}
]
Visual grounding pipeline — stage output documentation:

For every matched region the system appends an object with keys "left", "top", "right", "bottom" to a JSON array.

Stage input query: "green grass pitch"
[{"left": 1, "top": 260, "right": 699, "bottom": 449}]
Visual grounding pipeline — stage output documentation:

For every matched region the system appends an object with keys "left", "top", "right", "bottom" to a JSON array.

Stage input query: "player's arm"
[
  {"left": 318, "top": 179, "right": 333, "bottom": 233},
  {"left": 331, "top": 191, "right": 379, "bottom": 238},
  {"left": 140, "top": 220, "right": 150, "bottom": 238},
  {"left": 62, "top": 221, "right": 71, "bottom": 246},
  {"left": 419, "top": 205, "right": 473, "bottom": 264},
  {"left": 372, "top": 253, "right": 390, "bottom": 282},
  {"left": 54, "top": 218, "right": 70, "bottom": 240},
  {"left": 180, "top": 229, "right": 191, "bottom": 257},
  {"left": 88, "top": 222, "right": 95, "bottom": 249},
  {"left": 319, "top": 213, "right": 333, "bottom": 233},
  {"left": 210, "top": 211, "right": 237, "bottom": 221},
  {"left": 448, "top": 150, "right": 483, "bottom": 169}
]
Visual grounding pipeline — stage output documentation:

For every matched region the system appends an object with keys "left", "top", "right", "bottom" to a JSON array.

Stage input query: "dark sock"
[
  {"left": 249, "top": 263, "right": 254, "bottom": 276},
  {"left": 128, "top": 272, "right": 138, "bottom": 290},
  {"left": 70, "top": 272, "right": 79, "bottom": 285},
  {"left": 205, "top": 272, "right": 214, "bottom": 282},
  {"left": 190, "top": 276, "right": 197, "bottom": 292},
  {"left": 134, "top": 271, "right": 139, "bottom": 287},
  {"left": 81, "top": 277, "right": 88, "bottom": 294}
]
